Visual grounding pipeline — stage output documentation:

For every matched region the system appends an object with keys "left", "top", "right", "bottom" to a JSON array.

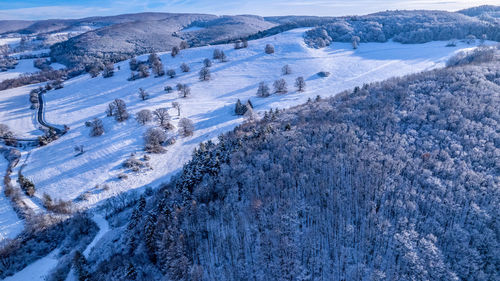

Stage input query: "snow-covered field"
[
  {"left": 1, "top": 28, "right": 482, "bottom": 210},
  {"left": 0, "top": 156, "right": 23, "bottom": 241}
]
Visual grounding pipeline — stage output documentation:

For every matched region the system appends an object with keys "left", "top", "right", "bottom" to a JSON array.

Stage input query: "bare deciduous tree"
[
  {"left": 265, "top": 44, "right": 275, "bottom": 54},
  {"left": 136, "top": 109, "right": 153, "bottom": 125},
  {"left": 179, "top": 84, "right": 191, "bottom": 98},
  {"left": 144, "top": 127, "right": 167, "bottom": 153},
  {"left": 139, "top": 88, "right": 149, "bottom": 100},
  {"left": 171, "top": 46, "right": 180, "bottom": 57},
  {"left": 89, "top": 118, "right": 104, "bottom": 136},
  {"left": 180, "top": 63, "right": 190, "bottom": 72},
  {"left": 273, "top": 78, "right": 287, "bottom": 93},
  {"left": 172, "top": 102, "right": 181, "bottom": 116},
  {"left": 199, "top": 67, "right": 211, "bottom": 81},
  {"left": 257, "top": 82, "right": 270, "bottom": 97},
  {"left": 167, "top": 69, "right": 176, "bottom": 78},
  {"left": 178, "top": 118, "right": 194, "bottom": 137},
  {"left": 282, "top": 64, "right": 292, "bottom": 75},
  {"left": 295, "top": 77, "right": 306, "bottom": 92},
  {"left": 153, "top": 108, "right": 172, "bottom": 129}
]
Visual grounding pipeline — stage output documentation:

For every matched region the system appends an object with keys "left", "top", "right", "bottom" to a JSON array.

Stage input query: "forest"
[{"left": 78, "top": 48, "right": 500, "bottom": 280}]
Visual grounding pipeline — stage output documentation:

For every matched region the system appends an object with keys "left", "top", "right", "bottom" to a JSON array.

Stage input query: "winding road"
[{"left": 1, "top": 90, "right": 66, "bottom": 144}]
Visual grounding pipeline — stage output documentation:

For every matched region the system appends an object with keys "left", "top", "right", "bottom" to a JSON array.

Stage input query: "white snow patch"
[
  {"left": 3, "top": 248, "right": 60, "bottom": 281},
  {"left": 181, "top": 26, "right": 205, "bottom": 32},
  {"left": 0, "top": 156, "right": 23, "bottom": 242}
]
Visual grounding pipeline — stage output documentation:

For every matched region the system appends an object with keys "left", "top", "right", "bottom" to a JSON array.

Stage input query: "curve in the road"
[{"left": 1, "top": 90, "right": 66, "bottom": 144}]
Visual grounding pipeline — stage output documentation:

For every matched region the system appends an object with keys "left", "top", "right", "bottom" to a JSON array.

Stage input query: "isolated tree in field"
[
  {"left": 129, "top": 58, "right": 138, "bottom": 71},
  {"left": 176, "top": 83, "right": 184, "bottom": 92},
  {"left": 203, "top": 58, "right": 212, "bottom": 67},
  {"left": 178, "top": 118, "right": 194, "bottom": 137},
  {"left": 179, "top": 84, "right": 191, "bottom": 98},
  {"left": 171, "top": 46, "right": 180, "bottom": 57},
  {"left": 282, "top": 64, "right": 292, "bottom": 75},
  {"left": 109, "top": 99, "right": 129, "bottom": 122},
  {"left": 164, "top": 86, "right": 173, "bottom": 93},
  {"left": 139, "top": 88, "right": 149, "bottom": 100},
  {"left": 274, "top": 78, "right": 287, "bottom": 93},
  {"left": 265, "top": 44, "right": 275, "bottom": 54},
  {"left": 466, "top": 35, "right": 476, "bottom": 44},
  {"left": 295, "top": 76, "right": 306, "bottom": 92},
  {"left": 180, "top": 41, "right": 189, "bottom": 50},
  {"left": 153, "top": 108, "right": 172, "bottom": 129},
  {"left": 172, "top": 102, "right": 181, "bottom": 116},
  {"left": 138, "top": 64, "right": 150, "bottom": 78},
  {"left": 180, "top": 63, "right": 190, "bottom": 72},
  {"left": 144, "top": 127, "right": 166, "bottom": 153},
  {"left": 136, "top": 109, "right": 153, "bottom": 125},
  {"left": 89, "top": 118, "right": 104, "bottom": 136},
  {"left": 257, "top": 82, "right": 270, "bottom": 97},
  {"left": 352, "top": 36, "right": 360, "bottom": 49},
  {"left": 213, "top": 49, "right": 223, "bottom": 60},
  {"left": 103, "top": 62, "right": 114, "bottom": 78},
  {"left": 167, "top": 69, "right": 176, "bottom": 78},
  {"left": 152, "top": 61, "right": 165, "bottom": 77},
  {"left": 199, "top": 67, "right": 211, "bottom": 81},
  {"left": 219, "top": 51, "right": 227, "bottom": 62}
]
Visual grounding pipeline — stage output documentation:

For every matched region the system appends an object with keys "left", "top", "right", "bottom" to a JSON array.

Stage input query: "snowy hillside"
[{"left": 0, "top": 28, "right": 479, "bottom": 210}]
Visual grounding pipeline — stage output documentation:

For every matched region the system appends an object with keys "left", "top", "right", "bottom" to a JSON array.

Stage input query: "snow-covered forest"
[{"left": 80, "top": 54, "right": 500, "bottom": 280}]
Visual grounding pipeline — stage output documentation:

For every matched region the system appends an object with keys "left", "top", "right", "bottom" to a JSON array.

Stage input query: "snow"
[
  {"left": 0, "top": 156, "right": 23, "bottom": 241},
  {"left": 83, "top": 214, "right": 110, "bottom": 257},
  {"left": 0, "top": 58, "right": 39, "bottom": 81},
  {"left": 3, "top": 248, "right": 60, "bottom": 281},
  {"left": 0, "top": 28, "right": 482, "bottom": 209},
  {"left": 181, "top": 26, "right": 205, "bottom": 32},
  {"left": 0, "top": 37, "right": 21, "bottom": 47}
]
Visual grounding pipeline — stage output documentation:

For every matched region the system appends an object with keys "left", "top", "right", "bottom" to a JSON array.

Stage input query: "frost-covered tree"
[
  {"left": 108, "top": 99, "right": 129, "bottom": 122},
  {"left": 352, "top": 36, "right": 360, "bottom": 49},
  {"left": 139, "top": 88, "right": 149, "bottom": 101},
  {"left": 179, "top": 84, "right": 191, "bottom": 98},
  {"left": 273, "top": 78, "right": 287, "bottom": 93},
  {"left": 153, "top": 108, "right": 172, "bottom": 129},
  {"left": 172, "top": 102, "right": 181, "bottom": 116},
  {"left": 282, "top": 64, "right": 292, "bottom": 75},
  {"left": 213, "top": 49, "right": 223, "bottom": 60},
  {"left": 144, "top": 127, "right": 166, "bottom": 153},
  {"left": 164, "top": 86, "right": 173, "bottom": 93},
  {"left": 103, "top": 62, "right": 114, "bottom": 78},
  {"left": 257, "top": 82, "right": 270, "bottom": 97},
  {"left": 203, "top": 58, "right": 212, "bottom": 68},
  {"left": 199, "top": 67, "right": 211, "bottom": 81},
  {"left": 167, "top": 69, "right": 176, "bottom": 78},
  {"left": 89, "top": 118, "right": 104, "bottom": 136},
  {"left": 265, "top": 44, "right": 275, "bottom": 54},
  {"left": 295, "top": 76, "right": 306, "bottom": 92},
  {"left": 178, "top": 118, "right": 194, "bottom": 137},
  {"left": 180, "top": 63, "right": 190, "bottom": 73},
  {"left": 179, "top": 41, "right": 189, "bottom": 50},
  {"left": 136, "top": 109, "right": 153, "bottom": 125},
  {"left": 171, "top": 46, "right": 180, "bottom": 57}
]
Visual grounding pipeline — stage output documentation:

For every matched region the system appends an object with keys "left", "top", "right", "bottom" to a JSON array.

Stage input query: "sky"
[{"left": 0, "top": 0, "right": 497, "bottom": 20}]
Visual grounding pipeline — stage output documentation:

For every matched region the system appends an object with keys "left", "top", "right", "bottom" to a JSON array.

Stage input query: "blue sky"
[{"left": 0, "top": 0, "right": 497, "bottom": 20}]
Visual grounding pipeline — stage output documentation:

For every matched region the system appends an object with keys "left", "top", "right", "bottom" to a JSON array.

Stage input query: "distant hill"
[{"left": 49, "top": 14, "right": 275, "bottom": 66}]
